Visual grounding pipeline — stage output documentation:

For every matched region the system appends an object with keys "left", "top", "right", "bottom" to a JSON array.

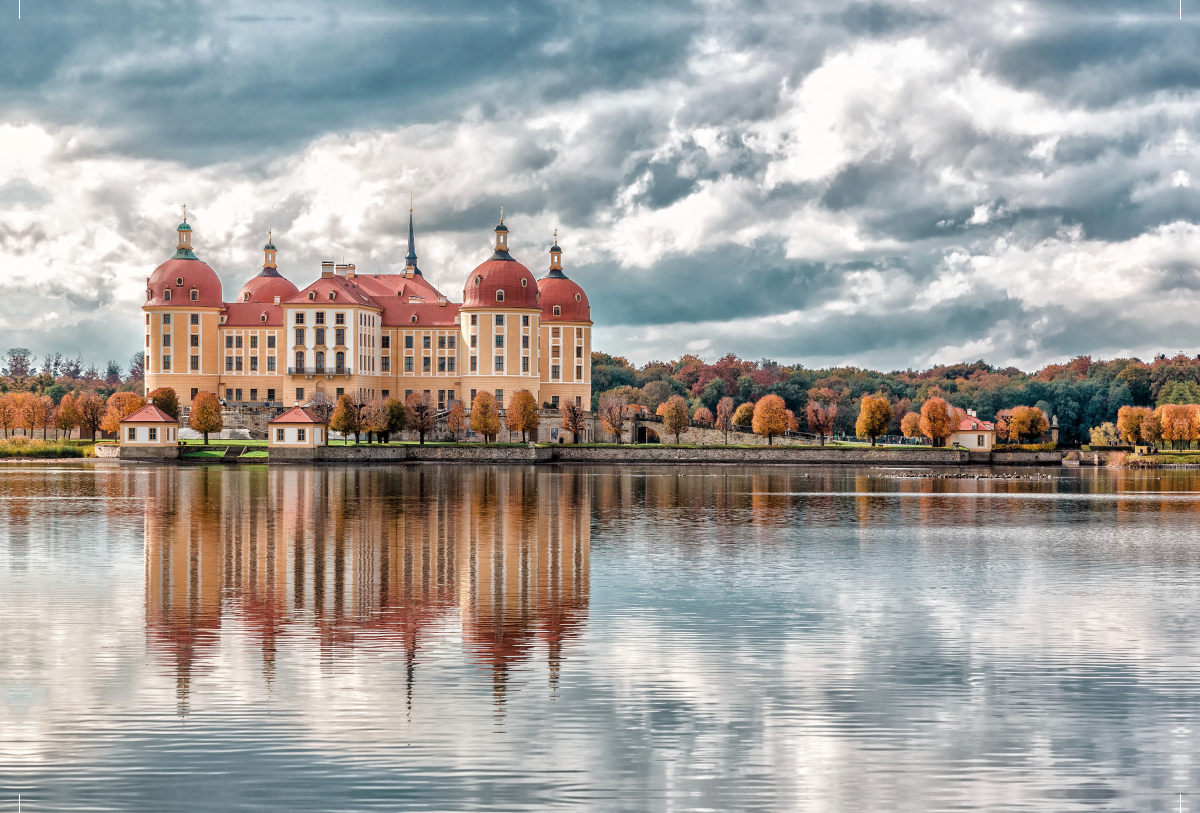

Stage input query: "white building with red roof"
[
  {"left": 268, "top": 406, "right": 326, "bottom": 447},
  {"left": 118, "top": 404, "right": 180, "bottom": 446},
  {"left": 948, "top": 409, "right": 997, "bottom": 450},
  {"left": 142, "top": 208, "right": 593, "bottom": 414}
]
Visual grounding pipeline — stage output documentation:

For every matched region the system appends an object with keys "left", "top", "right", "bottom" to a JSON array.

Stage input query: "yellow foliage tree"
[
  {"left": 188, "top": 391, "right": 223, "bottom": 445},
  {"left": 855, "top": 395, "right": 894, "bottom": 446},
  {"left": 470, "top": 391, "right": 501, "bottom": 443},
  {"left": 900, "top": 411, "right": 922, "bottom": 439},
  {"left": 446, "top": 400, "right": 465, "bottom": 441},
  {"left": 751, "top": 394, "right": 788, "bottom": 445},
  {"left": 1007, "top": 405, "right": 1049, "bottom": 444},
  {"left": 101, "top": 392, "right": 147, "bottom": 434},
  {"left": 505, "top": 389, "right": 540, "bottom": 442},
  {"left": 661, "top": 394, "right": 690, "bottom": 444},
  {"left": 1116, "top": 405, "right": 1150, "bottom": 445},
  {"left": 918, "top": 397, "right": 954, "bottom": 447},
  {"left": 54, "top": 393, "right": 80, "bottom": 439},
  {"left": 329, "top": 394, "right": 358, "bottom": 444},
  {"left": 732, "top": 402, "right": 755, "bottom": 427},
  {"left": 0, "top": 395, "right": 14, "bottom": 438}
]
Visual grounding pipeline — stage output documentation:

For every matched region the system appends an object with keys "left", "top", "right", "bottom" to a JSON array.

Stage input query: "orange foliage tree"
[
  {"left": 446, "top": 400, "right": 465, "bottom": 441},
  {"left": 806, "top": 388, "right": 840, "bottom": 446},
  {"left": 855, "top": 395, "right": 894, "bottom": 446},
  {"left": 101, "top": 392, "right": 146, "bottom": 434},
  {"left": 1116, "top": 405, "right": 1151, "bottom": 445},
  {"left": 147, "top": 387, "right": 180, "bottom": 419},
  {"left": 714, "top": 397, "right": 734, "bottom": 443},
  {"left": 76, "top": 393, "right": 107, "bottom": 440},
  {"left": 751, "top": 394, "right": 789, "bottom": 445},
  {"left": 54, "top": 393, "right": 80, "bottom": 440},
  {"left": 188, "top": 391, "right": 223, "bottom": 445},
  {"left": 597, "top": 392, "right": 630, "bottom": 444},
  {"left": 1007, "top": 405, "right": 1049, "bottom": 444},
  {"left": 561, "top": 401, "right": 587, "bottom": 442},
  {"left": 0, "top": 395, "right": 14, "bottom": 438},
  {"left": 470, "top": 391, "right": 501, "bottom": 443},
  {"left": 406, "top": 391, "right": 436, "bottom": 444},
  {"left": 661, "top": 395, "right": 690, "bottom": 444},
  {"left": 919, "top": 397, "right": 955, "bottom": 447},
  {"left": 32, "top": 396, "right": 53, "bottom": 439},
  {"left": 329, "top": 394, "right": 359, "bottom": 443},
  {"left": 900, "top": 411, "right": 922, "bottom": 439},
  {"left": 505, "top": 389, "right": 540, "bottom": 442},
  {"left": 693, "top": 406, "right": 714, "bottom": 423},
  {"left": 1141, "top": 408, "right": 1163, "bottom": 446}
]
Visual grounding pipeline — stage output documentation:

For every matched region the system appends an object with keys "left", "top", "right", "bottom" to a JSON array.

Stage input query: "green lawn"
[{"left": 181, "top": 449, "right": 228, "bottom": 459}]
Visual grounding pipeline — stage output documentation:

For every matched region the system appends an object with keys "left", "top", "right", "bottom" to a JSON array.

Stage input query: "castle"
[{"left": 142, "top": 210, "right": 593, "bottom": 412}]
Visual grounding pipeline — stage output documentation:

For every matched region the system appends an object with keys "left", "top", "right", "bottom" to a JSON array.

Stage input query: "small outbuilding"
[
  {"left": 268, "top": 406, "right": 326, "bottom": 447},
  {"left": 948, "top": 409, "right": 996, "bottom": 450},
  {"left": 119, "top": 404, "right": 180, "bottom": 446}
]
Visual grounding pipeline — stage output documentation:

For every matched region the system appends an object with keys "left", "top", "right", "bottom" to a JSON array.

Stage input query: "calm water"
[{"left": 1, "top": 463, "right": 1200, "bottom": 811}]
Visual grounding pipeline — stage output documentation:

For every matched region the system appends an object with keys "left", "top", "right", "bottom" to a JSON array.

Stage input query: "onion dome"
[
  {"left": 236, "top": 231, "right": 299, "bottom": 303},
  {"left": 145, "top": 216, "right": 223, "bottom": 307},
  {"left": 462, "top": 216, "right": 539, "bottom": 309},
  {"left": 538, "top": 234, "right": 590, "bottom": 321}
]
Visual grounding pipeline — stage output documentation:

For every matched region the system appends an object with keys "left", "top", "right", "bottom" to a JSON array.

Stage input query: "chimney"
[
  {"left": 321, "top": 261, "right": 335, "bottom": 278},
  {"left": 345, "top": 263, "right": 356, "bottom": 279},
  {"left": 335, "top": 263, "right": 349, "bottom": 277},
  {"left": 967, "top": 409, "right": 976, "bottom": 417},
  {"left": 438, "top": 295, "right": 447, "bottom": 307},
  {"left": 274, "top": 296, "right": 281, "bottom": 305}
]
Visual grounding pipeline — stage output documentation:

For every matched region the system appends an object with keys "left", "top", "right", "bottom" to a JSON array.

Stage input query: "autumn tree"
[
  {"left": 76, "top": 392, "right": 107, "bottom": 440},
  {"left": 855, "top": 395, "right": 894, "bottom": 446},
  {"left": 101, "top": 392, "right": 146, "bottom": 434},
  {"left": 329, "top": 394, "right": 358, "bottom": 444},
  {"left": 1116, "top": 405, "right": 1151, "bottom": 445},
  {"left": 33, "top": 396, "right": 53, "bottom": 439},
  {"left": 358, "top": 400, "right": 388, "bottom": 443},
  {"left": 470, "top": 391, "right": 501, "bottom": 443},
  {"left": 505, "top": 389, "right": 540, "bottom": 442},
  {"left": 752, "top": 393, "right": 789, "bottom": 445},
  {"left": 53, "top": 392, "right": 80, "bottom": 440},
  {"left": 11, "top": 393, "right": 33, "bottom": 436},
  {"left": 147, "top": 387, "right": 180, "bottom": 420},
  {"left": 406, "top": 391, "right": 436, "bottom": 444},
  {"left": 188, "top": 391, "right": 223, "bottom": 445},
  {"left": 1007, "top": 405, "right": 1049, "bottom": 444},
  {"left": 382, "top": 398, "right": 407, "bottom": 443},
  {"left": 732, "top": 402, "right": 754, "bottom": 427},
  {"left": 1158, "top": 404, "right": 1197, "bottom": 449},
  {"left": 661, "top": 395, "right": 690, "bottom": 444},
  {"left": 715, "top": 396, "right": 734, "bottom": 444},
  {"left": 693, "top": 406, "right": 714, "bottom": 423},
  {"left": 1140, "top": 408, "right": 1163, "bottom": 447},
  {"left": 598, "top": 392, "right": 630, "bottom": 444},
  {"left": 900, "top": 411, "right": 922, "bottom": 439},
  {"left": 785, "top": 409, "right": 799, "bottom": 433},
  {"left": 561, "top": 401, "right": 586, "bottom": 442},
  {"left": 918, "top": 397, "right": 955, "bottom": 447},
  {"left": 806, "top": 388, "right": 840, "bottom": 446},
  {"left": 304, "top": 391, "right": 337, "bottom": 430},
  {"left": 0, "top": 395, "right": 14, "bottom": 438},
  {"left": 1089, "top": 422, "right": 1120, "bottom": 446},
  {"left": 445, "top": 400, "right": 465, "bottom": 441}
]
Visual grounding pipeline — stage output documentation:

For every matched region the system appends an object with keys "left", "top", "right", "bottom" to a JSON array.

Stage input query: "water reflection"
[{"left": 143, "top": 467, "right": 589, "bottom": 715}]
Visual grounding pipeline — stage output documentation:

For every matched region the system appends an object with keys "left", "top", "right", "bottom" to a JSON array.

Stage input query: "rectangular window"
[
  {"left": 336, "top": 328, "right": 345, "bottom": 345},
  {"left": 381, "top": 357, "right": 390, "bottom": 372},
  {"left": 470, "top": 389, "right": 476, "bottom": 402},
  {"left": 335, "top": 313, "right": 345, "bottom": 325},
  {"left": 551, "top": 326, "right": 560, "bottom": 338},
  {"left": 438, "top": 357, "right": 446, "bottom": 372},
  {"left": 163, "top": 334, "right": 171, "bottom": 347},
  {"left": 127, "top": 427, "right": 136, "bottom": 441},
  {"left": 225, "top": 357, "right": 233, "bottom": 371},
  {"left": 190, "top": 355, "right": 199, "bottom": 370},
  {"left": 250, "top": 389, "right": 258, "bottom": 401},
  {"left": 495, "top": 356, "right": 503, "bottom": 371},
  {"left": 163, "top": 313, "right": 171, "bottom": 324},
  {"left": 295, "top": 327, "right": 305, "bottom": 345},
  {"left": 250, "top": 356, "right": 258, "bottom": 371},
  {"left": 521, "top": 356, "right": 529, "bottom": 372},
  {"left": 235, "top": 357, "right": 243, "bottom": 371},
  {"left": 495, "top": 314, "right": 504, "bottom": 326},
  {"left": 448, "top": 390, "right": 455, "bottom": 402},
  {"left": 225, "top": 335, "right": 233, "bottom": 348},
  {"left": 296, "top": 388, "right": 304, "bottom": 401},
  {"left": 235, "top": 336, "right": 243, "bottom": 349},
  {"left": 423, "top": 357, "right": 431, "bottom": 372},
  {"left": 316, "top": 311, "right": 325, "bottom": 324},
  {"left": 250, "top": 335, "right": 258, "bottom": 349},
  {"left": 162, "top": 355, "right": 171, "bottom": 370},
  {"left": 438, "top": 390, "right": 445, "bottom": 409},
  {"left": 576, "top": 346, "right": 582, "bottom": 358},
  {"left": 267, "top": 356, "right": 276, "bottom": 371},
  {"left": 495, "top": 389, "right": 503, "bottom": 406},
  {"left": 190, "top": 334, "right": 198, "bottom": 347},
  {"left": 978, "top": 435, "right": 985, "bottom": 447},
  {"left": 295, "top": 312, "right": 305, "bottom": 324},
  {"left": 405, "top": 357, "right": 413, "bottom": 371},
  {"left": 276, "top": 428, "right": 285, "bottom": 442},
  {"left": 315, "top": 328, "right": 325, "bottom": 345},
  {"left": 470, "top": 335, "right": 477, "bottom": 348},
  {"left": 447, "top": 335, "right": 456, "bottom": 348},
  {"left": 190, "top": 313, "right": 199, "bottom": 325},
  {"left": 405, "top": 335, "right": 413, "bottom": 349},
  {"left": 267, "top": 389, "right": 275, "bottom": 402},
  {"left": 470, "top": 314, "right": 478, "bottom": 326},
  {"left": 423, "top": 335, "right": 431, "bottom": 349},
  {"left": 437, "top": 335, "right": 445, "bottom": 349},
  {"left": 382, "top": 390, "right": 389, "bottom": 398},
  {"left": 576, "top": 328, "right": 583, "bottom": 338},
  {"left": 381, "top": 335, "right": 390, "bottom": 348},
  {"left": 191, "top": 388, "right": 198, "bottom": 400},
  {"left": 551, "top": 396, "right": 559, "bottom": 409},
  {"left": 149, "top": 427, "right": 157, "bottom": 441},
  {"left": 225, "top": 388, "right": 233, "bottom": 400},
  {"left": 235, "top": 388, "right": 242, "bottom": 401},
  {"left": 576, "top": 365, "right": 582, "bottom": 379},
  {"left": 298, "top": 428, "right": 306, "bottom": 442},
  {"left": 470, "top": 356, "right": 477, "bottom": 372},
  {"left": 267, "top": 335, "right": 276, "bottom": 349},
  {"left": 494, "top": 334, "right": 504, "bottom": 348},
  {"left": 551, "top": 346, "right": 560, "bottom": 358},
  {"left": 552, "top": 365, "right": 560, "bottom": 380},
  {"left": 522, "top": 335, "right": 529, "bottom": 349},
  {"left": 522, "top": 315, "right": 529, "bottom": 327},
  {"left": 447, "top": 357, "right": 455, "bottom": 372}
]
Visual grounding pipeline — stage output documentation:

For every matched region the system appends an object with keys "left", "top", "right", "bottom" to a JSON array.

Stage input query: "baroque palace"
[{"left": 142, "top": 210, "right": 593, "bottom": 412}]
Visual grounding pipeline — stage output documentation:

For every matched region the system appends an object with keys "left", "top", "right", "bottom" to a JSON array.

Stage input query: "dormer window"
[
  {"left": 411, "top": 314, "right": 418, "bottom": 323},
  {"left": 575, "top": 294, "right": 581, "bottom": 302},
  {"left": 475, "top": 276, "right": 481, "bottom": 285},
  {"left": 553, "top": 305, "right": 561, "bottom": 316},
  {"left": 191, "top": 289, "right": 199, "bottom": 301},
  {"left": 244, "top": 292, "right": 250, "bottom": 301},
  {"left": 496, "top": 290, "right": 505, "bottom": 302},
  {"left": 146, "top": 289, "right": 152, "bottom": 301},
  {"left": 521, "top": 278, "right": 527, "bottom": 287},
  {"left": 328, "top": 292, "right": 336, "bottom": 300},
  {"left": 260, "top": 313, "right": 268, "bottom": 322},
  {"left": 164, "top": 289, "right": 171, "bottom": 301},
  {"left": 308, "top": 291, "right": 316, "bottom": 300}
]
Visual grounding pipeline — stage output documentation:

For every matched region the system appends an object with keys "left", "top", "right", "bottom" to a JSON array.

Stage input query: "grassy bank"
[{"left": 0, "top": 438, "right": 96, "bottom": 458}]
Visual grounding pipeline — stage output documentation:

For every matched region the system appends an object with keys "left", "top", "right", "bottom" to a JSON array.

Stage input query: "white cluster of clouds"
[{"left": 0, "top": 0, "right": 1196, "bottom": 370}]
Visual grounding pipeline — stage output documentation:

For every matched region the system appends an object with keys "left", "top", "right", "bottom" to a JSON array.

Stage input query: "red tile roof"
[
  {"left": 223, "top": 302, "right": 283, "bottom": 326},
  {"left": 269, "top": 406, "right": 325, "bottom": 424},
  {"left": 236, "top": 268, "right": 299, "bottom": 304},
  {"left": 121, "top": 404, "right": 178, "bottom": 423},
  {"left": 538, "top": 275, "right": 591, "bottom": 322},
  {"left": 462, "top": 258, "right": 540, "bottom": 309},
  {"left": 145, "top": 258, "right": 224, "bottom": 308},
  {"left": 958, "top": 416, "right": 995, "bottom": 431}
]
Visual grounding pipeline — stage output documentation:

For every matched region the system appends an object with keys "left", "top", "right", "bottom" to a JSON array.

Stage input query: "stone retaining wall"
[
  {"left": 990, "top": 451, "right": 1063, "bottom": 465},
  {"left": 100, "top": 445, "right": 179, "bottom": 460}
]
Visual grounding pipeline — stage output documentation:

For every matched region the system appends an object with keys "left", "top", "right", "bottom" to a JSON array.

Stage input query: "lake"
[{"left": 1, "top": 463, "right": 1198, "bottom": 811}]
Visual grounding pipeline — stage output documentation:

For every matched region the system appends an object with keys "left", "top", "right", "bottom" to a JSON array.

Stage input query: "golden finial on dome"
[
  {"left": 500, "top": 206, "right": 504, "bottom": 223},
  {"left": 182, "top": 204, "right": 187, "bottom": 223},
  {"left": 410, "top": 191, "right": 413, "bottom": 213}
]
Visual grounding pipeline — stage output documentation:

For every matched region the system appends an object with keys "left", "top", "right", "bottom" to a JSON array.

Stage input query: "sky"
[{"left": 0, "top": 0, "right": 1197, "bottom": 373}]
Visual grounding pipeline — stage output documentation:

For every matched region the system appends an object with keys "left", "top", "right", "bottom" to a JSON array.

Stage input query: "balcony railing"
[{"left": 287, "top": 366, "right": 351, "bottom": 375}]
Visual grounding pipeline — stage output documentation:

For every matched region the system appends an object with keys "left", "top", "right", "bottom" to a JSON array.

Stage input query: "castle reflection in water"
[{"left": 143, "top": 467, "right": 590, "bottom": 712}]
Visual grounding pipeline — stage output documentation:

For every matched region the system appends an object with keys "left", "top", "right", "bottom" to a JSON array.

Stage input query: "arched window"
[
  {"left": 575, "top": 293, "right": 581, "bottom": 301},
  {"left": 411, "top": 314, "right": 418, "bottom": 323},
  {"left": 553, "top": 305, "right": 561, "bottom": 316},
  {"left": 295, "top": 350, "right": 305, "bottom": 372},
  {"left": 336, "top": 351, "right": 345, "bottom": 373},
  {"left": 191, "top": 289, "right": 199, "bottom": 301},
  {"left": 315, "top": 351, "right": 325, "bottom": 373},
  {"left": 496, "top": 290, "right": 505, "bottom": 302},
  {"left": 520, "top": 278, "right": 527, "bottom": 287},
  {"left": 475, "top": 276, "right": 482, "bottom": 285},
  {"left": 308, "top": 291, "right": 316, "bottom": 300},
  {"left": 260, "top": 313, "right": 267, "bottom": 322},
  {"left": 243, "top": 292, "right": 250, "bottom": 301}
]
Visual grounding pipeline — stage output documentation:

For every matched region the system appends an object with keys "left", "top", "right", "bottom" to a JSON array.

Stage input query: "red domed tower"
[
  {"left": 459, "top": 215, "right": 542, "bottom": 411},
  {"left": 142, "top": 212, "right": 224, "bottom": 398},
  {"left": 236, "top": 233, "right": 299, "bottom": 304},
  {"left": 537, "top": 233, "right": 592, "bottom": 412}
]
